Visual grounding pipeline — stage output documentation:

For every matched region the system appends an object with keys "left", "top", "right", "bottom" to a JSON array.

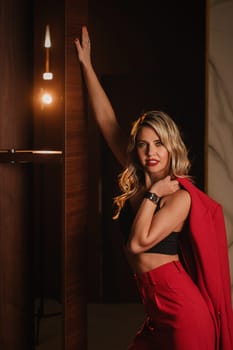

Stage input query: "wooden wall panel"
[
  {"left": 33, "top": 0, "right": 89, "bottom": 348},
  {"left": 65, "top": 1, "right": 88, "bottom": 348},
  {"left": 1, "top": 0, "right": 89, "bottom": 348},
  {"left": 0, "top": 165, "right": 33, "bottom": 349},
  {"left": 0, "top": 0, "right": 34, "bottom": 348},
  {"left": 33, "top": 0, "right": 64, "bottom": 309}
]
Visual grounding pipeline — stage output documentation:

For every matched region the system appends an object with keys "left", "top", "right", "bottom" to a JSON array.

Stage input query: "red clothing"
[
  {"left": 178, "top": 177, "right": 233, "bottom": 350},
  {"left": 130, "top": 261, "right": 215, "bottom": 350}
]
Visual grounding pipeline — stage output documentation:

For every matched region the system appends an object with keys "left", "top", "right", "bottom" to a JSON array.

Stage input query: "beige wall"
[{"left": 207, "top": 0, "right": 233, "bottom": 301}]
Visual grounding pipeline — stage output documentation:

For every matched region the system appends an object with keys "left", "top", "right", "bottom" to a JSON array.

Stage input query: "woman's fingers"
[
  {"left": 74, "top": 26, "right": 92, "bottom": 64},
  {"left": 149, "top": 176, "right": 180, "bottom": 197},
  {"left": 82, "top": 26, "right": 90, "bottom": 46},
  {"left": 74, "top": 26, "right": 90, "bottom": 49},
  {"left": 74, "top": 37, "right": 81, "bottom": 50}
]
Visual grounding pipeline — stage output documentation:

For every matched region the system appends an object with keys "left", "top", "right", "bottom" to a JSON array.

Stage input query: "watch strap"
[{"left": 144, "top": 191, "right": 160, "bottom": 205}]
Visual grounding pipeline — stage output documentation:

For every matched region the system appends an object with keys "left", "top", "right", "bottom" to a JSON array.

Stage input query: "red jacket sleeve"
[{"left": 178, "top": 177, "right": 233, "bottom": 350}]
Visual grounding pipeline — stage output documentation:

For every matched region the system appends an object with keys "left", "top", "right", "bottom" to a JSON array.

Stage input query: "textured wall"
[{"left": 207, "top": 0, "right": 233, "bottom": 301}]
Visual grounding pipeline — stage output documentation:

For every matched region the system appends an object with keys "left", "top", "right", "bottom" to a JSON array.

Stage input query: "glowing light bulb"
[
  {"left": 42, "top": 93, "right": 53, "bottom": 104},
  {"left": 43, "top": 72, "right": 53, "bottom": 80},
  {"left": 44, "top": 25, "right": 51, "bottom": 48},
  {"left": 43, "top": 25, "right": 53, "bottom": 80}
]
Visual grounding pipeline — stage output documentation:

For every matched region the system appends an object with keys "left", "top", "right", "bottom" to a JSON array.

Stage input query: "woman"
[{"left": 74, "top": 26, "right": 233, "bottom": 350}]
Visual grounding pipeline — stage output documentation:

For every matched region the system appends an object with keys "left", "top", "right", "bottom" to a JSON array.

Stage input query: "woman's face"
[{"left": 136, "top": 126, "right": 170, "bottom": 181}]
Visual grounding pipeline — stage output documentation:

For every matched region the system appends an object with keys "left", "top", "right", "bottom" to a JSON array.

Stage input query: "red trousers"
[{"left": 127, "top": 261, "right": 216, "bottom": 350}]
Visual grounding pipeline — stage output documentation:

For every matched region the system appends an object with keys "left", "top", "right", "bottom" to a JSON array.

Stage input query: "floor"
[
  {"left": 35, "top": 299, "right": 63, "bottom": 350},
  {"left": 88, "top": 303, "right": 145, "bottom": 350},
  {"left": 35, "top": 300, "right": 145, "bottom": 350}
]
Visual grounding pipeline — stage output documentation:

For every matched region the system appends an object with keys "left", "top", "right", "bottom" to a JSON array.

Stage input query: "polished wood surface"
[
  {"left": 0, "top": 150, "right": 63, "bottom": 163},
  {"left": 33, "top": 0, "right": 89, "bottom": 348},
  {"left": 64, "top": 1, "right": 88, "bottom": 348},
  {"left": 0, "top": 1, "right": 34, "bottom": 348},
  {"left": 0, "top": 0, "right": 89, "bottom": 348}
]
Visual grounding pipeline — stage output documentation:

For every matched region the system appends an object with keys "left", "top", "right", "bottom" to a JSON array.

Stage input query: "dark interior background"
[{"left": 88, "top": 0, "right": 206, "bottom": 302}]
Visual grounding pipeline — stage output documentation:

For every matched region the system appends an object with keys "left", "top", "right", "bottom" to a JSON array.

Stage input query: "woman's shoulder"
[{"left": 160, "top": 188, "right": 191, "bottom": 210}]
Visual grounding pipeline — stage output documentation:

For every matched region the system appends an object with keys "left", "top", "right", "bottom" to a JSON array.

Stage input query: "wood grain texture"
[
  {"left": 33, "top": 0, "right": 89, "bottom": 348},
  {"left": 0, "top": 0, "right": 89, "bottom": 348},
  {"left": 0, "top": 1, "right": 34, "bottom": 348},
  {"left": 64, "top": 0, "right": 88, "bottom": 349}
]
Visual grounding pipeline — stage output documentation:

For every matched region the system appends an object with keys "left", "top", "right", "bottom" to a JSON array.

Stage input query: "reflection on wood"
[{"left": 0, "top": 149, "right": 63, "bottom": 164}]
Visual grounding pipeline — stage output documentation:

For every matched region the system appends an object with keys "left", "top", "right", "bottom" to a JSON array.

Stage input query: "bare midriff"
[{"left": 124, "top": 249, "right": 180, "bottom": 273}]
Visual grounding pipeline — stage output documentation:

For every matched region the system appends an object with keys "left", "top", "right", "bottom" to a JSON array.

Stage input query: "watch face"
[
  {"left": 145, "top": 191, "right": 159, "bottom": 204},
  {"left": 151, "top": 193, "right": 158, "bottom": 203}
]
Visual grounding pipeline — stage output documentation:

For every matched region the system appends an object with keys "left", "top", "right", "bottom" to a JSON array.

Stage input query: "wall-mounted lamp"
[
  {"left": 41, "top": 92, "right": 53, "bottom": 105},
  {"left": 39, "top": 87, "right": 53, "bottom": 108},
  {"left": 43, "top": 25, "right": 53, "bottom": 80}
]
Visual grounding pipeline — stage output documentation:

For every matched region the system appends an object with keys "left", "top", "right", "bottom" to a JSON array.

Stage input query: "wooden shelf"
[{"left": 0, "top": 149, "right": 63, "bottom": 164}]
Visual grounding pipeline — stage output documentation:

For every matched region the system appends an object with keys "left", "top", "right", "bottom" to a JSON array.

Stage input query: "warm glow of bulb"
[
  {"left": 42, "top": 93, "right": 53, "bottom": 104},
  {"left": 44, "top": 25, "right": 51, "bottom": 48},
  {"left": 43, "top": 72, "right": 53, "bottom": 80}
]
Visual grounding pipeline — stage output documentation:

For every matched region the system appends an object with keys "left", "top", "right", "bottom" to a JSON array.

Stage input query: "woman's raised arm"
[{"left": 74, "top": 26, "right": 127, "bottom": 166}]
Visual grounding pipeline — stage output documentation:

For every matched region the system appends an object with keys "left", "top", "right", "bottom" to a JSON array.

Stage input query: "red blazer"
[{"left": 178, "top": 177, "right": 233, "bottom": 350}]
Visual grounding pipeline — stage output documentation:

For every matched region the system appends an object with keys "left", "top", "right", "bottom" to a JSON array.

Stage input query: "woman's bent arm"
[{"left": 127, "top": 188, "right": 191, "bottom": 254}]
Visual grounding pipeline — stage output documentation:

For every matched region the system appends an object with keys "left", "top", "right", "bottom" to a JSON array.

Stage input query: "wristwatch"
[{"left": 144, "top": 191, "right": 160, "bottom": 205}]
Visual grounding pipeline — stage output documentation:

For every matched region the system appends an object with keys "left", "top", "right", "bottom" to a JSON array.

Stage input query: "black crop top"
[{"left": 118, "top": 199, "right": 178, "bottom": 255}]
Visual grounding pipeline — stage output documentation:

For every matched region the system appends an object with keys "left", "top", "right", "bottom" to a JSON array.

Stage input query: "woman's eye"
[
  {"left": 155, "top": 140, "right": 162, "bottom": 146},
  {"left": 137, "top": 142, "right": 146, "bottom": 147}
]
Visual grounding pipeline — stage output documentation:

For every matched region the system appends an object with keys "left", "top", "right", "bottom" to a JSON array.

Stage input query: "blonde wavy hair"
[{"left": 113, "top": 110, "right": 191, "bottom": 219}]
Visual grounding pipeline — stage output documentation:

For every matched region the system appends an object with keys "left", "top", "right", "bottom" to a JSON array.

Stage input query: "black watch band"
[{"left": 144, "top": 191, "right": 160, "bottom": 205}]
